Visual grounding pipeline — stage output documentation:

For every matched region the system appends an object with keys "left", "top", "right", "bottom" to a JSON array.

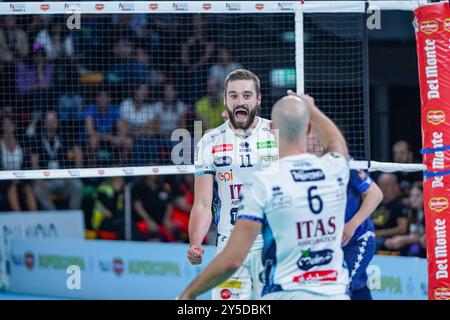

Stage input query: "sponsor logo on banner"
[
  {"left": 173, "top": 2, "right": 188, "bottom": 11},
  {"left": 64, "top": 3, "right": 81, "bottom": 12},
  {"left": 214, "top": 156, "right": 232, "bottom": 167},
  {"left": 293, "top": 270, "right": 338, "bottom": 283},
  {"left": 149, "top": 3, "right": 158, "bottom": 10},
  {"left": 220, "top": 289, "right": 232, "bottom": 299},
  {"left": 95, "top": 3, "right": 104, "bottom": 11},
  {"left": 10, "top": 4, "right": 26, "bottom": 12},
  {"left": 443, "top": 18, "right": 450, "bottom": 32},
  {"left": 39, "top": 255, "right": 85, "bottom": 270},
  {"left": 68, "top": 170, "right": 80, "bottom": 177},
  {"left": 176, "top": 166, "right": 189, "bottom": 174},
  {"left": 435, "top": 287, "right": 450, "bottom": 300},
  {"left": 127, "top": 260, "right": 180, "bottom": 276},
  {"left": 278, "top": 2, "right": 295, "bottom": 11},
  {"left": 256, "top": 3, "right": 264, "bottom": 10},
  {"left": 123, "top": 168, "right": 135, "bottom": 175},
  {"left": 212, "top": 144, "right": 233, "bottom": 154},
  {"left": 43, "top": 171, "right": 50, "bottom": 177},
  {"left": 226, "top": 3, "right": 241, "bottom": 11},
  {"left": 13, "top": 171, "right": 25, "bottom": 179},
  {"left": 297, "top": 249, "right": 333, "bottom": 271},
  {"left": 218, "top": 170, "right": 233, "bottom": 182},
  {"left": 25, "top": 252, "right": 35, "bottom": 270},
  {"left": 152, "top": 167, "right": 159, "bottom": 173},
  {"left": 291, "top": 169, "right": 325, "bottom": 182},
  {"left": 98, "top": 169, "right": 105, "bottom": 175},
  {"left": 427, "top": 110, "right": 446, "bottom": 125},
  {"left": 420, "top": 20, "right": 439, "bottom": 34},
  {"left": 113, "top": 258, "right": 124, "bottom": 276},
  {"left": 218, "top": 279, "right": 242, "bottom": 289},
  {"left": 119, "top": 3, "right": 135, "bottom": 12},
  {"left": 429, "top": 197, "right": 449, "bottom": 212},
  {"left": 257, "top": 140, "right": 277, "bottom": 149},
  {"left": 203, "top": 3, "right": 212, "bottom": 10},
  {"left": 40, "top": 4, "right": 50, "bottom": 11}
]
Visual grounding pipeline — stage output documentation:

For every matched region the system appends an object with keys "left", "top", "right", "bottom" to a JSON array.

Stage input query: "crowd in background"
[{"left": 0, "top": 15, "right": 426, "bottom": 256}]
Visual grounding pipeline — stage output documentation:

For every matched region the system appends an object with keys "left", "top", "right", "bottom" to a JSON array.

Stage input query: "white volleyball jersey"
[
  {"left": 237, "top": 152, "right": 350, "bottom": 297},
  {"left": 195, "top": 117, "right": 278, "bottom": 251}
]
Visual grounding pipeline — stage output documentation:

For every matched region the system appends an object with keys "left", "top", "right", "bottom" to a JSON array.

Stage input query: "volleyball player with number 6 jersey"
[
  {"left": 179, "top": 92, "right": 350, "bottom": 300},
  {"left": 187, "top": 69, "right": 278, "bottom": 300}
]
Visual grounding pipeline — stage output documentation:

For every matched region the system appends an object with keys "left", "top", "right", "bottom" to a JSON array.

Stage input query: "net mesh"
[{"left": 0, "top": 10, "right": 368, "bottom": 176}]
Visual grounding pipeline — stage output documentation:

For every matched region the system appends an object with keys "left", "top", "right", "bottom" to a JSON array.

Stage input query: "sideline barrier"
[
  {"left": 8, "top": 238, "right": 427, "bottom": 300},
  {"left": 0, "top": 211, "right": 84, "bottom": 290},
  {"left": 9, "top": 239, "right": 215, "bottom": 300}
]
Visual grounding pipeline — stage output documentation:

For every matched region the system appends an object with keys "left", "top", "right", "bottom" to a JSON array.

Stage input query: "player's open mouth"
[{"left": 234, "top": 108, "right": 248, "bottom": 121}]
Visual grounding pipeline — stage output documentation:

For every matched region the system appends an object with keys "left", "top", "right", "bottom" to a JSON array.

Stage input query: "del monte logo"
[
  {"left": 25, "top": 252, "right": 35, "bottom": 270},
  {"left": 113, "top": 258, "right": 124, "bottom": 276},
  {"left": 420, "top": 20, "right": 438, "bottom": 34},
  {"left": 429, "top": 197, "right": 449, "bottom": 213},
  {"left": 427, "top": 110, "right": 445, "bottom": 125}
]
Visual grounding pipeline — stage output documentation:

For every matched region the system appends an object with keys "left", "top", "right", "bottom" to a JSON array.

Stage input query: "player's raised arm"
[
  {"left": 187, "top": 173, "right": 214, "bottom": 265},
  {"left": 288, "top": 91, "right": 348, "bottom": 159}
]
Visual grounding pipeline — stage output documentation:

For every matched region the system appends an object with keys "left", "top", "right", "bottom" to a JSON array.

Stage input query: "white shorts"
[
  {"left": 211, "top": 248, "right": 264, "bottom": 300},
  {"left": 260, "top": 291, "right": 350, "bottom": 300}
]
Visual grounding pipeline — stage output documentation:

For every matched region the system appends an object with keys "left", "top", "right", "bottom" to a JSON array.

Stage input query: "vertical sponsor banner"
[{"left": 415, "top": 2, "right": 450, "bottom": 300}]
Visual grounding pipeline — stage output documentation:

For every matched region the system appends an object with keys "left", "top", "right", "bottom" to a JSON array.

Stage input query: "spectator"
[
  {"left": 34, "top": 16, "right": 74, "bottom": 62},
  {"left": 372, "top": 173, "right": 409, "bottom": 252},
  {"left": 384, "top": 182, "right": 426, "bottom": 257},
  {"left": 16, "top": 43, "right": 54, "bottom": 120},
  {"left": 175, "top": 14, "right": 214, "bottom": 104},
  {"left": 132, "top": 175, "right": 180, "bottom": 242},
  {"left": 91, "top": 176, "right": 126, "bottom": 240},
  {"left": 120, "top": 84, "right": 162, "bottom": 165},
  {"left": 82, "top": 89, "right": 132, "bottom": 166},
  {"left": 0, "top": 16, "right": 29, "bottom": 106},
  {"left": 152, "top": 83, "right": 188, "bottom": 135},
  {"left": 170, "top": 174, "right": 194, "bottom": 243},
  {"left": 195, "top": 76, "right": 225, "bottom": 130},
  {"left": 0, "top": 116, "right": 37, "bottom": 212},
  {"left": 209, "top": 47, "right": 242, "bottom": 94},
  {"left": 392, "top": 140, "right": 422, "bottom": 199},
  {"left": 120, "top": 84, "right": 158, "bottom": 136},
  {"left": 30, "top": 111, "right": 83, "bottom": 211}
]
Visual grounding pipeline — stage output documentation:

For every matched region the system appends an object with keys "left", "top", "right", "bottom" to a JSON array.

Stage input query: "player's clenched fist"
[{"left": 187, "top": 245, "right": 205, "bottom": 265}]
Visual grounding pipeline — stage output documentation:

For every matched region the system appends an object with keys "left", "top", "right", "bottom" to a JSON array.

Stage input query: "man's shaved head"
[{"left": 271, "top": 95, "right": 310, "bottom": 144}]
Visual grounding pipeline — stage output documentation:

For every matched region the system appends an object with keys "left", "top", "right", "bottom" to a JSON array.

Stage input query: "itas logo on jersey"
[
  {"left": 218, "top": 170, "right": 234, "bottom": 182},
  {"left": 214, "top": 156, "right": 232, "bottom": 167},
  {"left": 296, "top": 217, "right": 337, "bottom": 245},
  {"left": 230, "top": 184, "right": 243, "bottom": 204},
  {"left": 212, "top": 144, "right": 233, "bottom": 154},
  {"left": 291, "top": 169, "right": 325, "bottom": 182},
  {"left": 297, "top": 249, "right": 333, "bottom": 271}
]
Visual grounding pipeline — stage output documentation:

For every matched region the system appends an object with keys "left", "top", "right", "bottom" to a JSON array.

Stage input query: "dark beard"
[{"left": 227, "top": 106, "right": 258, "bottom": 131}]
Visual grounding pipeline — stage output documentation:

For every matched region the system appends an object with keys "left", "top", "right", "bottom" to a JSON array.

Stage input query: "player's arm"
[
  {"left": 288, "top": 91, "right": 348, "bottom": 158},
  {"left": 179, "top": 219, "right": 261, "bottom": 300},
  {"left": 342, "top": 170, "right": 383, "bottom": 245},
  {"left": 187, "top": 173, "right": 214, "bottom": 265}
]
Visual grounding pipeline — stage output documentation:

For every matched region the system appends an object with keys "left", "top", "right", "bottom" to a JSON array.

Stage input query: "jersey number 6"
[{"left": 307, "top": 186, "right": 323, "bottom": 214}]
